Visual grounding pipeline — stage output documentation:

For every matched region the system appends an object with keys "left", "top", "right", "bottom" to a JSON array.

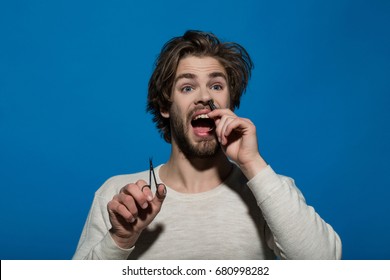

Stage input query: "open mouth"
[{"left": 191, "top": 113, "right": 215, "bottom": 136}]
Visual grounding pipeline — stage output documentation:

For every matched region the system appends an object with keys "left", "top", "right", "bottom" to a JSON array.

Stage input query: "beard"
[{"left": 170, "top": 106, "right": 220, "bottom": 159}]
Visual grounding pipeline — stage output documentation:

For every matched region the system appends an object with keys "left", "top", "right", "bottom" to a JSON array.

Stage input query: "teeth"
[{"left": 193, "top": 114, "right": 209, "bottom": 120}]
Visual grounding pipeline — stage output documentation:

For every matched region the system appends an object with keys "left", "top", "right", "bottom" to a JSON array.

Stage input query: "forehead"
[{"left": 175, "top": 56, "right": 227, "bottom": 77}]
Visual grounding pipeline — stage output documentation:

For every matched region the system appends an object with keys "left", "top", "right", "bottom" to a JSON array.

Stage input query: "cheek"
[
  {"left": 170, "top": 103, "right": 180, "bottom": 115},
  {"left": 170, "top": 95, "right": 193, "bottom": 116},
  {"left": 216, "top": 91, "right": 231, "bottom": 109},
  {"left": 170, "top": 104, "right": 187, "bottom": 123},
  {"left": 227, "top": 88, "right": 233, "bottom": 107}
]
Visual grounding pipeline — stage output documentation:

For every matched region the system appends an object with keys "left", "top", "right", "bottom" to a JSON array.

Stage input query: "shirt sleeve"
[
  {"left": 72, "top": 192, "right": 134, "bottom": 260},
  {"left": 247, "top": 165, "right": 342, "bottom": 260}
]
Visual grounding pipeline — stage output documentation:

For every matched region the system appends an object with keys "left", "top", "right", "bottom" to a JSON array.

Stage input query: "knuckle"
[
  {"left": 135, "top": 179, "right": 147, "bottom": 187},
  {"left": 123, "top": 194, "right": 134, "bottom": 204},
  {"left": 120, "top": 185, "right": 129, "bottom": 193},
  {"left": 123, "top": 183, "right": 132, "bottom": 190},
  {"left": 121, "top": 184, "right": 139, "bottom": 196},
  {"left": 128, "top": 205, "right": 138, "bottom": 217},
  {"left": 107, "top": 200, "right": 116, "bottom": 210}
]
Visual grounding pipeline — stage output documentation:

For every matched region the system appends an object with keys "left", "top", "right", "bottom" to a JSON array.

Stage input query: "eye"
[
  {"left": 211, "top": 84, "right": 223, "bottom": 91},
  {"left": 181, "top": 85, "right": 194, "bottom": 93}
]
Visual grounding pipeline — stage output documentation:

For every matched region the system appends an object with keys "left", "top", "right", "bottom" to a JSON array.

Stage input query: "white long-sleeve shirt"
[{"left": 73, "top": 165, "right": 342, "bottom": 260}]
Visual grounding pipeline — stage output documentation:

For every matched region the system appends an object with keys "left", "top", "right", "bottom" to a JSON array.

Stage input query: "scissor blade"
[{"left": 149, "top": 157, "right": 158, "bottom": 188}]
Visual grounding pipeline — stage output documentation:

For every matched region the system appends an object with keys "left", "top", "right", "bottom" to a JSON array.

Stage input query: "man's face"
[{"left": 161, "top": 55, "right": 230, "bottom": 158}]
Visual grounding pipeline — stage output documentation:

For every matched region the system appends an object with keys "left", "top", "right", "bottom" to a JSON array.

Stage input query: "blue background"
[{"left": 1, "top": 0, "right": 389, "bottom": 260}]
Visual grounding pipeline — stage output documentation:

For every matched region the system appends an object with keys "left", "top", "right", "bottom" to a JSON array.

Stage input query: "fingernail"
[
  {"left": 163, "top": 185, "right": 167, "bottom": 195},
  {"left": 142, "top": 202, "right": 148, "bottom": 209},
  {"left": 156, "top": 184, "right": 167, "bottom": 199}
]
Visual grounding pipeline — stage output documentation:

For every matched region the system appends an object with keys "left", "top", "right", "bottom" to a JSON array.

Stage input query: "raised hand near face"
[{"left": 208, "top": 108, "right": 267, "bottom": 180}]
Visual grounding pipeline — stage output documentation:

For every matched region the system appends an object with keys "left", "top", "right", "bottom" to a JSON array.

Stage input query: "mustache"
[{"left": 187, "top": 105, "right": 210, "bottom": 120}]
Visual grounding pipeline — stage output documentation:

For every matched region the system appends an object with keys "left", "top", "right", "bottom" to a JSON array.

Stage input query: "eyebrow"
[
  {"left": 174, "top": 71, "right": 227, "bottom": 84},
  {"left": 208, "top": 72, "right": 227, "bottom": 81},
  {"left": 174, "top": 73, "right": 196, "bottom": 84}
]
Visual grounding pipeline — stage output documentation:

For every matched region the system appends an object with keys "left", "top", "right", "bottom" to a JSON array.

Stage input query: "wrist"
[
  {"left": 109, "top": 229, "right": 141, "bottom": 249},
  {"left": 239, "top": 155, "right": 268, "bottom": 180}
]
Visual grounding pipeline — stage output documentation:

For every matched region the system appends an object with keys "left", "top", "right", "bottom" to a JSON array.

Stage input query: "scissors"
[
  {"left": 141, "top": 158, "right": 166, "bottom": 198},
  {"left": 208, "top": 99, "right": 217, "bottom": 111},
  {"left": 148, "top": 157, "right": 159, "bottom": 190}
]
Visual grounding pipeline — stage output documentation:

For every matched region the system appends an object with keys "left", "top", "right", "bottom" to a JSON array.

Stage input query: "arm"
[
  {"left": 247, "top": 166, "right": 342, "bottom": 259},
  {"left": 208, "top": 109, "right": 342, "bottom": 259},
  {"left": 72, "top": 193, "right": 134, "bottom": 259}
]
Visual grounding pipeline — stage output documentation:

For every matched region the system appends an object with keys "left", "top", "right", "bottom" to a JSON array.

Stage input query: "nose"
[{"left": 195, "top": 86, "right": 212, "bottom": 105}]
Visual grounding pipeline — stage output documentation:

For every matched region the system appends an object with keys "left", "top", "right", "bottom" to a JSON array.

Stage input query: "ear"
[{"left": 160, "top": 109, "right": 170, "bottom": 118}]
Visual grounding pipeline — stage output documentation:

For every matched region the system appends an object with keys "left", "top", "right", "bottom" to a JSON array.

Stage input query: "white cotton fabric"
[{"left": 73, "top": 165, "right": 342, "bottom": 260}]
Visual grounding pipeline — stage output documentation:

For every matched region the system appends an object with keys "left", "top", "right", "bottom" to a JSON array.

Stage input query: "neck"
[{"left": 159, "top": 146, "right": 233, "bottom": 193}]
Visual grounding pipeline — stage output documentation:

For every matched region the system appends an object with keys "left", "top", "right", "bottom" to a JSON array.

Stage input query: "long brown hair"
[{"left": 147, "top": 30, "right": 253, "bottom": 143}]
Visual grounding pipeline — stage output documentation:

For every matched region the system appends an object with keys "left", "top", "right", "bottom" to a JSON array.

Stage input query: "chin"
[{"left": 185, "top": 139, "right": 220, "bottom": 159}]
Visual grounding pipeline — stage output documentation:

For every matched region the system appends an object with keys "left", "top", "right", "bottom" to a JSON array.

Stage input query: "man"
[{"left": 73, "top": 30, "right": 342, "bottom": 260}]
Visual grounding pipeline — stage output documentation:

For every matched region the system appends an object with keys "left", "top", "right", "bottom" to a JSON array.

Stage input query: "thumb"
[{"left": 154, "top": 183, "right": 167, "bottom": 204}]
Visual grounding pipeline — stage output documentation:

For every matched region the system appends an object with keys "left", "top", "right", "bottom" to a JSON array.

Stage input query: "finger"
[
  {"left": 209, "top": 110, "right": 236, "bottom": 134},
  {"left": 154, "top": 183, "right": 167, "bottom": 203},
  {"left": 135, "top": 179, "right": 148, "bottom": 188},
  {"left": 214, "top": 114, "right": 227, "bottom": 142},
  {"left": 220, "top": 116, "right": 237, "bottom": 145},
  {"left": 223, "top": 117, "right": 254, "bottom": 139},
  {"left": 215, "top": 115, "right": 235, "bottom": 145},
  {"left": 107, "top": 199, "right": 136, "bottom": 223},
  {"left": 116, "top": 193, "right": 140, "bottom": 219},
  {"left": 141, "top": 185, "right": 153, "bottom": 202},
  {"left": 121, "top": 182, "right": 149, "bottom": 209},
  {"left": 134, "top": 179, "right": 153, "bottom": 207}
]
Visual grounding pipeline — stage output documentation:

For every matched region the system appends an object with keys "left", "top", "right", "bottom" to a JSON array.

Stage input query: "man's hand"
[
  {"left": 107, "top": 180, "right": 166, "bottom": 249},
  {"left": 208, "top": 109, "right": 267, "bottom": 179}
]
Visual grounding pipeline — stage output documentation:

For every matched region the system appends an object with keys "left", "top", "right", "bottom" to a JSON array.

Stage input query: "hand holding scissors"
[{"left": 107, "top": 158, "right": 166, "bottom": 249}]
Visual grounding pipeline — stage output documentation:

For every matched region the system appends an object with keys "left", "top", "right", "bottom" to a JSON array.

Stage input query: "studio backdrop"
[{"left": 0, "top": 0, "right": 389, "bottom": 259}]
